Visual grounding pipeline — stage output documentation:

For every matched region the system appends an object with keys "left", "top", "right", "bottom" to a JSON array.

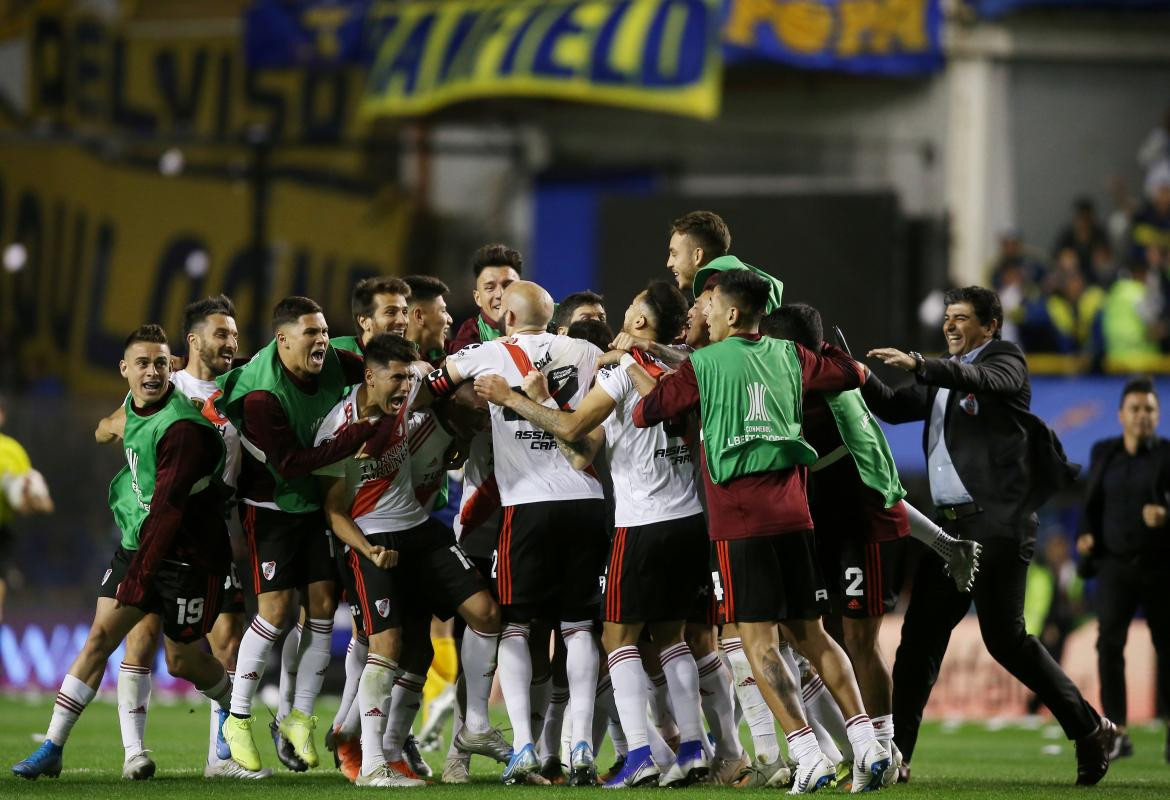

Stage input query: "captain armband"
[{"left": 425, "top": 365, "right": 460, "bottom": 399}]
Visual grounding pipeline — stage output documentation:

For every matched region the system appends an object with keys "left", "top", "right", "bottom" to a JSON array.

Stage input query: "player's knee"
[
  {"left": 82, "top": 628, "right": 120, "bottom": 662},
  {"left": 843, "top": 624, "right": 878, "bottom": 659}
]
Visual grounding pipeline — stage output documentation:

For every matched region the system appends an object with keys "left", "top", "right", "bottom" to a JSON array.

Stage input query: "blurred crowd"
[{"left": 991, "top": 109, "right": 1170, "bottom": 370}]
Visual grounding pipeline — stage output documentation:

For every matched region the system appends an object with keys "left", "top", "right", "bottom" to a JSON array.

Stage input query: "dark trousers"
[
  {"left": 892, "top": 517, "right": 1099, "bottom": 763},
  {"left": 1096, "top": 555, "right": 1170, "bottom": 728}
]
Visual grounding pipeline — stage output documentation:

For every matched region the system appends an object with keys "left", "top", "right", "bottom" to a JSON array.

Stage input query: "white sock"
[
  {"left": 447, "top": 677, "right": 467, "bottom": 760},
  {"left": 498, "top": 623, "right": 534, "bottom": 749},
  {"left": 872, "top": 713, "right": 894, "bottom": 752},
  {"left": 561, "top": 621, "right": 599, "bottom": 748},
  {"left": 802, "top": 674, "right": 845, "bottom": 764},
  {"left": 293, "top": 617, "right": 333, "bottom": 716},
  {"left": 359, "top": 655, "right": 397, "bottom": 775},
  {"left": 607, "top": 646, "right": 650, "bottom": 751},
  {"left": 462, "top": 627, "right": 498, "bottom": 735},
  {"left": 647, "top": 670, "right": 674, "bottom": 730},
  {"left": 47, "top": 674, "right": 96, "bottom": 746},
  {"left": 231, "top": 616, "right": 282, "bottom": 717},
  {"left": 200, "top": 670, "right": 233, "bottom": 709},
  {"left": 529, "top": 672, "right": 552, "bottom": 744},
  {"left": 904, "top": 501, "right": 960, "bottom": 562},
  {"left": 659, "top": 642, "right": 704, "bottom": 743},
  {"left": 696, "top": 650, "right": 742, "bottom": 759},
  {"left": 208, "top": 671, "right": 233, "bottom": 763},
  {"left": 117, "top": 662, "right": 151, "bottom": 757},
  {"left": 786, "top": 725, "right": 822, "bottom": 768},
  {"left": 647, "top": 718, "right": 674, "bottom": 768},
  {"left": 383, "top": 672, "right": 424, "bottom": 761},
  {"left": 592, "top": 673, "right": 615, "bottom": 753},
  {"left": 332, "top": 633, "right": 368, "bottom": 732},
  {"left": 538, "top": 685, "right": 568, "bottom": 761},
  {"left": 277, "top": 623, "right": 300, "bottom": 720},
  {"left": 609, "top": 719, "right": 628, "bottom": 758},
  {"left": 845, "top": 713, "right": 879, "bottom": 761},
  {"left": 723, "top": 638, "right": 780, "bottom": 763}
]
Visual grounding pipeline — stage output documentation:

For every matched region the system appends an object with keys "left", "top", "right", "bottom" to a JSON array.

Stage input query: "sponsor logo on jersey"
[
  {"left": 847, "top": 598, "right": 862, "bottom": 611},
  {"left": 359, "top": 439, "right": 410, "bottom": 481},
  {"left": 101, "top": 568, "right": 112, "bottom": 586},
  {"left": 376, "top": 598, "right": 391, "bottom": 618},
  {"left": 653, "top": 444, "right": 693, "bottom": 464},
  {"left": 261, "top": 561, "right": 276, "bottom": 581},
  {"left": 513, "top": 429, "right": 558, "bottom": 450}
]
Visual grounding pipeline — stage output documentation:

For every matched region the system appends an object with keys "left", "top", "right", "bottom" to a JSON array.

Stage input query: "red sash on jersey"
[{"left": 631, "top": 348, "right": 667, "bottom": 380}]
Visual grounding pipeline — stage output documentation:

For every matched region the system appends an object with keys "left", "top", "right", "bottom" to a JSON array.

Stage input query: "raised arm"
[
  {"left": 474, "top": 372, "right": 616, "bottom": 442},
  {"left": 96, "top": 405, "right": 127, "bottom": 444},
  {"left": 917, "top": 347, "right": 1027, "bottom": 396},
  {"left": 243, "top": 391, "right": 377, "bottom": 479},
  {"left": 859, "top": 369, "right": 931, "bottom": 424}
]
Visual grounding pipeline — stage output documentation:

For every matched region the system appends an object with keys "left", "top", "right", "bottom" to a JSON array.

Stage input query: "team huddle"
[{"left": 12, "top": 211, "right": 1119, "bottom": 792}]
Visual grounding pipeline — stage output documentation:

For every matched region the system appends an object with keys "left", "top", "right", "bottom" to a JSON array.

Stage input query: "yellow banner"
[
  {"left": 0, "top": 146, "right": 413, "bottom": 396},
  {"left": 361, "top": 0, "right": 723, "bottom": 120}
]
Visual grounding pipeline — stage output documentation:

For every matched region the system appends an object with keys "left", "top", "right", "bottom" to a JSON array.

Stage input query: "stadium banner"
[
  {"left": 359, "top": 0, "right": 724, "bottom": 120},
  {"left": 972, "top": 0, "right": 1170, "bottom": 18},
  {"left": 722, "top": 0, "right": 944, "bottom": 76},
  {"left": 0, "top": 145, "right": 413, "bottom": 396},
  {"left": 245, "top": 0, "right": 375, "bottom": 69}
]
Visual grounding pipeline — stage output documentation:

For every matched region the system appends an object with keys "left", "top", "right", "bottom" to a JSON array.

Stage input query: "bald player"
[{"left": 419, "top": 281, "right": 608, "bottom": 785}]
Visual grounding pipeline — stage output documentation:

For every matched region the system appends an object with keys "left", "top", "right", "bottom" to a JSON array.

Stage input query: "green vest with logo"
[
  {"left": 823, "top": 390, "right": 906, "bottom": 508},
  {"left": 331, "top": 335, "right": 362, "bottom": 355},
  {"left": 215, "top": 338, "right": 348, "bottom": 513},
  {"left": 476, "top": 316, "right": 503, "bottom": 344},
  {"left": 109, "top": 387, "right": 226, "bottom": 551},
  {"left": 690, "top": 336, "right": 818, "bottom": 484}
]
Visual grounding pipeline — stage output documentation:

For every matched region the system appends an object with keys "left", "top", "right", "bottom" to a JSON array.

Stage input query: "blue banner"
[
  {"left": 722, "top": 0, "right": 944, "bottom": 76},
  {"left": 881, "top": 374, "right": 1170, "bottom": 476},
  {"left": 245, "top": 0, "right": 373, "bottom": 68},
  {"left": 972, "top": 0, "right": 1170, "bottom": 19}
]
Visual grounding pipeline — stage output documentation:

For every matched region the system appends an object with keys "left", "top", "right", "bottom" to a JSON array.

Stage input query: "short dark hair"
[
  {"left": 183, "top": 294, "right": 237, "bottom": 336},
  {"left": 942, "top": 286, "right": 1003, "bottom": 339},
  {"left": 272, "top": 296, "right": 323, "bottom": 331},
  {"left": 471, "top": 244, "right": 523, "bottom": 278},
  {"left": 403, "top": 275, "right": 450, "bottom": 305},
  {"left": 351, "top": 277, "right": 410, "bottom": 327},
  {"left": 640, "top": 280, "right": 688, "bottom": 344},
  {"left": 554, "top": 290, "right": 605, "bottom": 330},
  {"left": 761, "top": 304, "right": 823, "bottom": 350},
  {"left": 363, "top": 333, "right": 418, "bottom": 369},
  {"left": 713, "top": 269, "right": 769, "bottom": 325},
  {"left": 566, "top": 319, "right": 614, "bottom": 352},
  {"left": 1121, "top": 376, "right": 1158, "bottom": 407},
  {"left": 671, "top": 211, "right": 731, "bottom": 264},
  {"left": 124, "top": 323, "right": 168, "bottom": 350}
]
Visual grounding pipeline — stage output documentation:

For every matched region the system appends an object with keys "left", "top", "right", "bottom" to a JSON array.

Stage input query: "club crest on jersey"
[
  {"left": 261, "top": 561, "right": 276, "bottom": 581},
  {"left": 101, "top": 568, "right": 112, "bottom": 586},
  {"left": 376, "top": 598, "right": 391, "bottom": 618}
]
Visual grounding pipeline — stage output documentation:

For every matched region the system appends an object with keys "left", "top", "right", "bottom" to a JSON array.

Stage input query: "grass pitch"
[{"left": 1, "top": 695, "right": 1168, "bottom": 798}]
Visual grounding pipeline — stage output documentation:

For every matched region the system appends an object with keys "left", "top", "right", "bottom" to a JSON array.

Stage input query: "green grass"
[{"left": 1, "top": 695, "right": 1168, "bottom": 798}]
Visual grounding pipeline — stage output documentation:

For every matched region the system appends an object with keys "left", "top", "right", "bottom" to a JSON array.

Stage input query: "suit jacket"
[
  {"left": 1080, "top": 435, "right": 1170, "bottom": 562},
  {"left": 861, "top": 339, "right": 1078, "bottom": 528}
]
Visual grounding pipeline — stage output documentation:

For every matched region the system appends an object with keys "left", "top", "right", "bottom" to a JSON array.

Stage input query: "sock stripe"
[
  {"left": 532, "top": 673, "right": 551, "bottom": 686},
  {"left": 366, "top": 655, "right": 396, "bottom": 670},
  {"left": 786, "top": 725, "right": 812, "bottom": 742},
  {"left": 551, "top": 690, "right": 570, "bottom": 703},
  {"left": 249, "top": 619, "right": 280, "bottom": 641},
  {"left": 845, "top": 714, "right": 870, "bottom": 728},
  {"left": 596, "top": 675, "right": 613, "bottom": 695},
  {"left": 607, "top": 647, "right": 641, "bottom": 670},
  {"left": 560, "top": 625, "right": 591, "bottom": 638},
  {"left": 55, "top": 693, "right": 86, "bottom": 715},
  {"left": 721, "top": 638, "right": 744, "bottom": 654},
  {"left": 394, "top": 677, "right": 425, "bottom": 692},
  {"left": 305, "top": 621, "right": 333, "bottom": 634},
  {"left": 696, "top": 658, "right": 722, "bottom": 679},
  {"left": 649, "top": 672, "right": 666, "bottom": 687},
  {"left": 659, "top": 643, "right": 691, "bottom": 666},
  {"left": 119, "top": 663, "right": 152, "bottom": 674},
  {"left": 468, "top": 627, "right": 498, "bottom": 640},
  {"left": 356, "top": 632, "right": 369, "bottom": 646}
]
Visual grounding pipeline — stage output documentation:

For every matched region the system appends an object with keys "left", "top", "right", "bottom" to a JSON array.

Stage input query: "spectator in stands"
[
  {"left": 1024, "top": 531, "right": 1085, "bottom": 716},
  {"left": 1102, "top": 253, "right": 1164, "bottom": 366},
  {"left": 1137, "top": 107, "right": 1170, "bottom": 177},
  {"left": 1131, "top": 162, "right": 1170, "bottom": 262},
  {"left": 990, "top": 229, "right": 1046, "bottom": 289},
  {"left": 1053, "top": 198, "right": 1110, "bottom": 286}
]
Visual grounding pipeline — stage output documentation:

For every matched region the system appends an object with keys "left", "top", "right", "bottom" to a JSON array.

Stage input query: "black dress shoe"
[{"left": 1075, "top": 718, "right": 1117, "bottom": 786}]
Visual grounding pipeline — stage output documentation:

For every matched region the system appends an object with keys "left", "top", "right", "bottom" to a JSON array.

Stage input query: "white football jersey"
[
  {"left": 171, "top": 369, "right": 241, "bottom": 491},
  {"left": 314, "top": 384, "right": 428, "bottom": 534},
  {"left": 595, "top": 357, "right": 703, "bottom": 528},
  {"left": 447, "top": 333, "right": 603, "bottom": 506},
  {"left": 454, "top": 431, "right": 499, "bottom": 542},
  {"left": 408, "top": 409, "right": 455, "bottom": 512}
]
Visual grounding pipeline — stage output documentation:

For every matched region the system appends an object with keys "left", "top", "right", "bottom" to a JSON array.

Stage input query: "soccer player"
[
  {"left": 666, "top": 210, "right": 731, "bottom": 295},
  {"left": 475, "top": 280, "right": 720, "bottom": 788},
  {"left": 634, "top": 268, "right": 891, "bottom": 794},
  {"left": 422, "top": 281, "right": 609, "bottom": 785},
  {"left": 404, "top": 274, "right": 454, "bottom": 365},
  {"left": 13, "top": 325, "right": 235, "bottom": 781},
  {"left": 447, "top": 244, "right": 523, "bottom": 354},
  {"left": 332, "top": 277, "right": 411, "bottom": 355},
  {"left": 552, "top": 291, "right": 607, "bottom": 335},
  {"left": 315, "top": 333, "right": 506, "bottom": 787},
  {"left": 214, "top": 296, "right": 394, "bottom": 772}
]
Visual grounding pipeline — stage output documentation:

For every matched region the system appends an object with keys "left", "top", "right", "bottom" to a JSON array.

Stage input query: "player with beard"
[
  {"left": 14, "top": 325, "right": 235, "bottom": 781},
  {"left": 314, "top": 334, "right": 505, "bottom": 788},
  {"left": 422, "top": 281, "right": 609, "bottom": 785},
  {"left": 475, "top": 280, "right": 725, "bottom": 788},
  {"left": 94, "top": 297, "right": 266, "bottom": 779},
  {"left": 214, "top": 297, "right": 395, "bottom": 774},
  {"left": 332, "top": 277, "right": 411, "bottom": 356}
]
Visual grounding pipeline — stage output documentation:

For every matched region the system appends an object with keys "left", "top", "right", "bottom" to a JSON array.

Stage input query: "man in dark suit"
[
  {"left": 1077, "top": 377, "right": 1170, "bottom": 763},
  {"left": 862, "top": 286, "right": 1116, "bottom": 786}
]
